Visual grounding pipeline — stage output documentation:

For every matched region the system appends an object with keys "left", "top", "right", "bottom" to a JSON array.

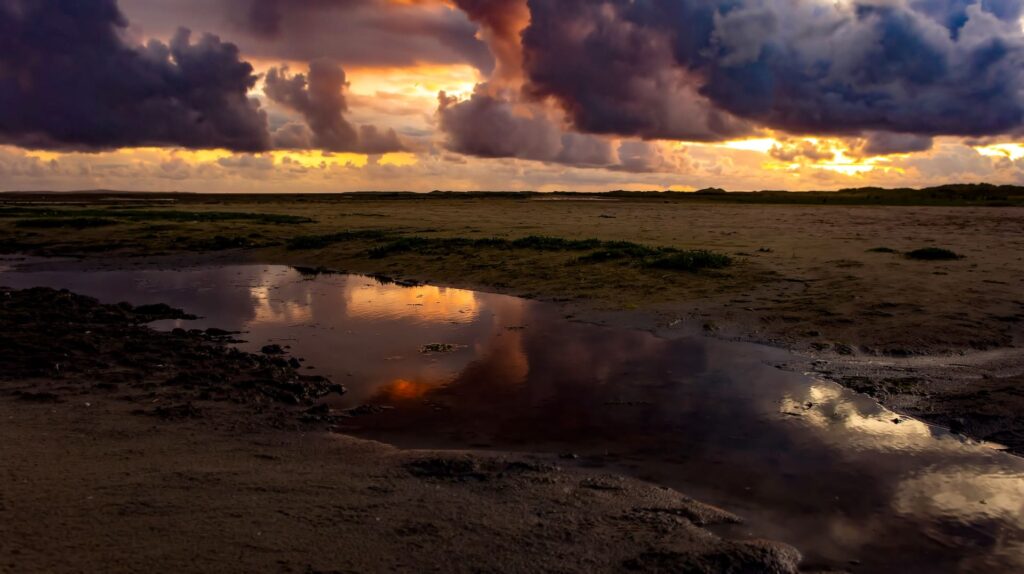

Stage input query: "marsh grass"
[
  {"left": 14, "top": 217, "right": 120, "bottom": 229},
  {"left": 2, "top": 207, "right": 312, "bottom": 225},
  {"left": 646, "top": 250, "right": 733, "bottom": 271},
  {"left": 287, "top": 229, "right": 391, "bottom": 250},
  {"left": 186, "top": 236, "right": 262, "bottom": 251},
  {"left": 362, "top": 234, "right": 732, "bottom": 272},
  {"left": 905, "top": 247, "right": 962, "bottom": 261}
]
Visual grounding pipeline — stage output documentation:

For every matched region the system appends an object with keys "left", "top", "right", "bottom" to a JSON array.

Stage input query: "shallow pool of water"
[{"left": 2, "top": 261, "right": 1022, "bottom": 573}]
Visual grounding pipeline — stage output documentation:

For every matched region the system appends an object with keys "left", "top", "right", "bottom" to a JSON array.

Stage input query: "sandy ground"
[{"left": 0, "top": 287, "right": 801, "bottom": 574}]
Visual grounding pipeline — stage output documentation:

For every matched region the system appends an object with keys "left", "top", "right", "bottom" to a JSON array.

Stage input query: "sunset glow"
[{"left": 3, "top": 0, "right": 1024, "bottom": 192}]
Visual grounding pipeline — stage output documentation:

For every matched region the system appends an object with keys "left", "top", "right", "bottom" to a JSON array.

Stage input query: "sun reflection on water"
[{"left": 345, "top": 282, "right": 480, "bottom": 323}]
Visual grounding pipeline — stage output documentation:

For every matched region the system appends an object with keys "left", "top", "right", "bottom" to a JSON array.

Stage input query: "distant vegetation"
[
  {"left": 599, "top": 183, "right": 1024, "bottom": 207},
  {"left": 3, "top": 183, "right": 1024, "bottom": 207}
]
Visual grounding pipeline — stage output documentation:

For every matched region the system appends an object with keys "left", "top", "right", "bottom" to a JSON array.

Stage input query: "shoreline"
[
  {"left": 13, "top": 248, "right": 1021, "bottom": 456},
  {"left": 0, "top": 285, "right": 804, "bottom": 573}
]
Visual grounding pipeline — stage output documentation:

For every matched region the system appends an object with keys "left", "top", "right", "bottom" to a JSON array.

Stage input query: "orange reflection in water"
[
  {"left": 345, "top": 283, "right": 480, "bottom": 323},
  {"left": 379, "top": 378, "right": 439, "bottom": 401}
]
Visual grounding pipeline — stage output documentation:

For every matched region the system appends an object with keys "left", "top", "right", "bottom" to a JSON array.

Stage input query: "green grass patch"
[
  {"left": 905, "top": 247, "right": 962, "bottom": 261},
  {"left": 364, "top": 234, "right": 732, "bottom": 272},
  {"left": 646, "top": 250, "right": 733, "bottom": 271},
  {"left": 287, "top": 229, "right": 391, "bottom": 250},
  {"left": 186, "top": 236, "right": 261, "bottom": 251},
  {"left": 14, "top": 217, "right": 120, "bottom": 229}
]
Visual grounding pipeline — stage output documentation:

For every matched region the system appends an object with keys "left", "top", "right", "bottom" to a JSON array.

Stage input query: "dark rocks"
[
  {"left": 261, "top": 344, "right": 285, "bottom": 355},
  {"left": 132, "top": 303, "right": 197, "bottom": 321}
]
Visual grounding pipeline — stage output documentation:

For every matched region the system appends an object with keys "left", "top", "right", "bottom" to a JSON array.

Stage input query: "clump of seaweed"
[{"left": 420, "top": 343, "right": 458, "bottom": 354}]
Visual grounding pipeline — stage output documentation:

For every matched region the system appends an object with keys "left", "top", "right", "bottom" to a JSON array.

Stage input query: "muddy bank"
[
  {"left": 0, "top": 286, "right": 801, "bottom": 573},
  {"left": 797, "top": 349, "right": 1024, "bottom": 455},
  {"left": 0, "top": 287, "right": 347, "bottom": 422}
]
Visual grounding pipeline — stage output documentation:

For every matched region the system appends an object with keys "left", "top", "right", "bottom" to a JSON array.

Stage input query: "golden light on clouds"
[
  {"left": 378, "top": 152, "right": 419, "bottom": 167},
  {"left": 974, "top": 143, "right": 1024, "bottom": 161},
  {"left": 714, "top": 138, "right": 778, "bottom": 154},
  {"left": 273, "top": 151, "right": 368, "bottom": 169},
  {"left": 346, "top": 63, "right": 482, "bottom": 103}
]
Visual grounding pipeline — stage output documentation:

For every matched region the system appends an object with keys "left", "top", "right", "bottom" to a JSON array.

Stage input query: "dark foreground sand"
[{"left": 0, "top": 288, "right": 800, "bottom": 574}]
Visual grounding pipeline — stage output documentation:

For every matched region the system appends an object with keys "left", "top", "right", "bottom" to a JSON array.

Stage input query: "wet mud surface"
[
  {"left": 0, "top": 285, "right": 804, "bottom": 574},
  {"left": 0, "top": 287, "right": 346, "bottom": 426},
  {"left": 2, "top": 263, "right": 1023, "bottom": 573}
]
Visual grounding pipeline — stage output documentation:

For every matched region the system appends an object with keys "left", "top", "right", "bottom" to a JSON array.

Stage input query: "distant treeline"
[
  {"left": 3, "top": 183, "right": 1024, "bottom": 207},
  {"left": 427, "top": 183, "right": 1024, "bottom": 206}
]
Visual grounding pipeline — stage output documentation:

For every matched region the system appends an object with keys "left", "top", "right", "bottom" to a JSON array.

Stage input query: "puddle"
[{"left": 2, "top": 262, "right": 1022, "bottom": 572}]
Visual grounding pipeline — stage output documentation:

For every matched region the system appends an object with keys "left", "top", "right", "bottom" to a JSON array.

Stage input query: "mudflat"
[
  {"left": 0, "top": 287, "right": 800, "bottom": 573},
  {"left": 3, "top": 193, "right": 1022, "bottom": 451},
  {"left": 2, "top": 192, "right": 1024, "bottom": 572}
]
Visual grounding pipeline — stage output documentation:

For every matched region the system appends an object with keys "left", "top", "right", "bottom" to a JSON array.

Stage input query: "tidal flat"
[{"left": 2, "top": 191, "right": 1024, "bottom": 573}]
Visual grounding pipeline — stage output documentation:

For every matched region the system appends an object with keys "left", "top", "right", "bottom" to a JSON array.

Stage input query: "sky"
[{"left": 2, "top": 0, "right": 1024, "bottom": 192}]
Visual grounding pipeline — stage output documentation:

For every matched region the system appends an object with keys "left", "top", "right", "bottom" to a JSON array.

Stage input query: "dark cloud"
[
  {"left": 437, "top": 87, "right": 686, "bottom": 172},
  {"left": 452, "top": 0, "right": 529, "bottom": 81},
  {"left": 521, "top": 0, "right": 1024, "bottom": 141},
  {"left": 120, "top": 0, "right": 494, "bottom": 73},
  {"left": 860, "top": 132, "right": 935, "bottom": 156},
  {"left": 521, "top": 0, "right": 752, "bottom": 142},
  {"left": 265, "top": 59, "right": 403, "bottom": 153},
  {"left": 0, "top": 0, "right": 269, "bottom": 151}
]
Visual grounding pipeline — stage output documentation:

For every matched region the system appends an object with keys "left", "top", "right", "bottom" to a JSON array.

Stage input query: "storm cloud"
[
  {"left": 265, "top": 59, "right": 404, "bottom": 154},
  {"left": 0, "top": 0, "right": 269, "bottom": 151},
  {"left": 521, "top": 0, "right": 1024, "bottom": 142},
  {"left": 452, "top": 0, "right": 529, "bottom": 81},
  {"left": 119, "top": 0, "right": 495, "bottom": 73}
]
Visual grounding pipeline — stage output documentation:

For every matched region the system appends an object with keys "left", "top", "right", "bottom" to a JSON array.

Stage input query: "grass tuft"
[
  {"left": 646, "top": 250, "right": 733, "bottom": 271},
  {"left": 286, "top": 230, "right": 390, "bottom": 250},
  {"left": 905, "top": 247, "right": 962, "bottom": 261}
]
